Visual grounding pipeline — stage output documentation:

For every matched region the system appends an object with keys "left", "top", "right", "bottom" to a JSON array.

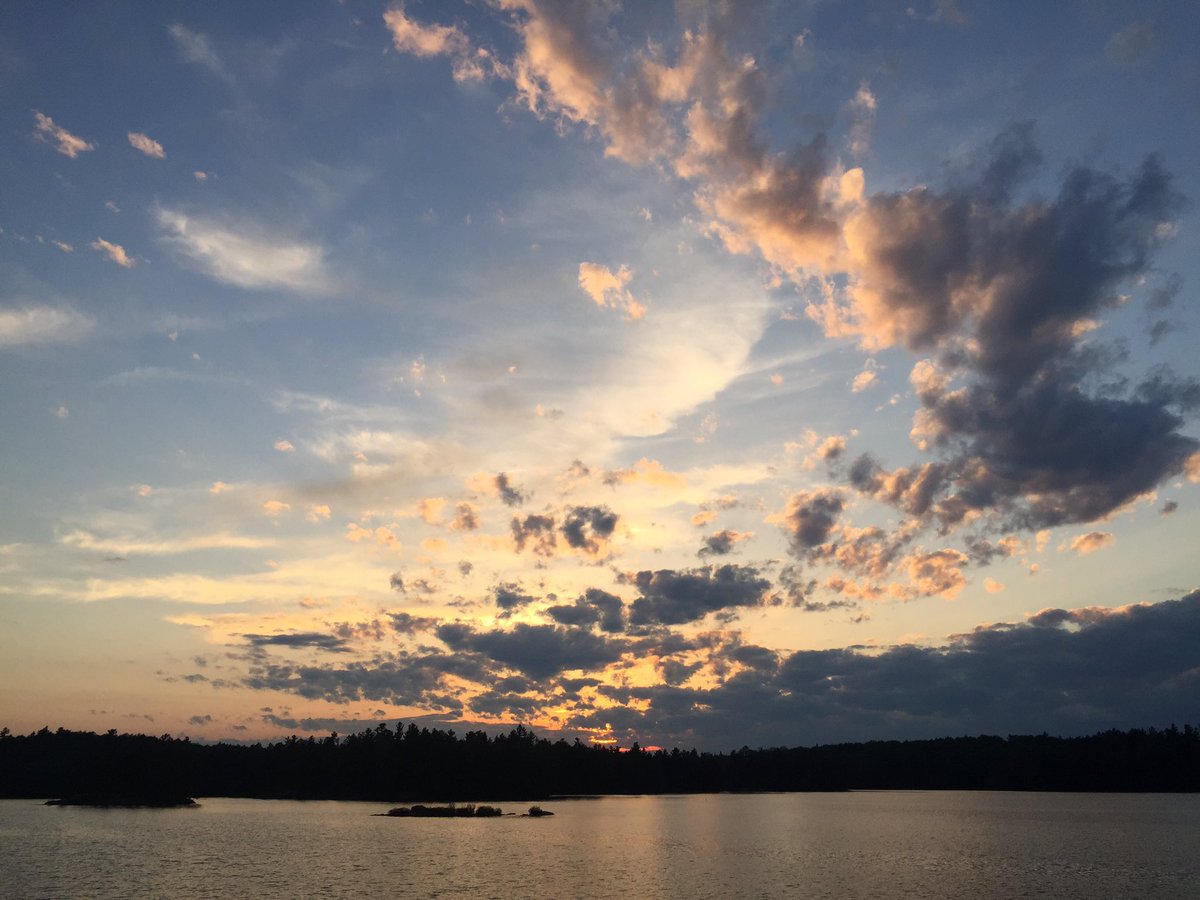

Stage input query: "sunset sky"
[{"left": 2, "top": 1, "right": 1198, "bottom": 750}]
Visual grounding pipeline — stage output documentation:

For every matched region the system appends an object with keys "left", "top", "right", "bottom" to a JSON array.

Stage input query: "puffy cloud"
[
  {"left": 416, "top": 497, "right": 445, "bottom": 525},
  {"left": 32, "top": 111, "right": 94, "bottom": 157},
  {"left": 511, "top": 513, "right": 556, "bottom": 557},
  {"left": 698, "top": 529, "right": 752, "bottom": 557},
  {"left": 157, "top": 209, "right": 333, "bottom": 294},
  {"left": 382, "top": 5, "right": 496, "bottom": 82},
  {"left": 128, "top": 131, "right": 165, "bottom": 158},
  {"left": 494, "top": 472, "right": 527, "bottom": 507},
  {"left": 560, "top": 505, "right": 618, "bottom": 554},
  {"left": 436, "top": 621, "right": 628, "bottom": 680},
  {"left": 274, "top": 439, "right": 296, "bottom": 453},
  {"left": 1068, "top": 531, "right": 1115, "bottom": 556},
  {"left": 493, "top": 582, "right": 536, "bottom": 617},
  {"left": 450, "top": 502, "right": 479, "bottom": 531},
  {"left": 578, "top": 262, "right": 645, "bottom": 320},
  {"left": 0, "top": 306, "right": 92, "bottom": 347},
  {"left": 850, "top": 369, "right": 877, "bottom": 392},
  {"left": 90, "top": 238, "right": 135, "bottom": 268},
  {"left": 826, "top": 131, "right": 1198, "bottom": 532},
  {"left": 628, "top": 564, "right": 771, "bottom": 627},
  {"left": 306, "top": 504, "right": 331, "bottom": 523},
  {"left": 544, "top": 588, "right": 625, "bottom": 634},
  {"left": 262, "top": 500, "right": 290, "bottom": 517},
  {"left": 782, "top": 489, "right": 845, "bottom": 552}
]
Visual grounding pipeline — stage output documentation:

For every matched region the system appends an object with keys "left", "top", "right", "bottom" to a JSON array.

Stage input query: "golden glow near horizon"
[{"left": 1, "top": 3, "right": 1199, "bottom": 750}]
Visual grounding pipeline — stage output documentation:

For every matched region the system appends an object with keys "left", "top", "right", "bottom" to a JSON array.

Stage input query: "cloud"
[
  {"left": 698, "top": 529, "right": 752, "bottom": 557},
  {"left": 511, "top": 513, "right": 556, "bottom": 557},
  {"left": 306, "top": 504, "right": 331, "bottom": 523},
  {"left": 493, "top": 582, "right": 536, "bottom": 617},
  {"left": 274, "top": 439, "right": 296, "bottom": 453},
  {"left": 0, "top": 306, "right": 92, "bottom": 347},
  {"left": 262, "top": 500, "right": 290, "bottom": 517},
  {"left": 560, "top": 505, "right": 618, "bottom": 554},
  {"left": 1068, "top": 531, "right": 1115, "bottom": 556},
  {"left": 1107, "top": 22, "right": 1155, "bottom": 66},
  {"left": 850, "top": 369, "right": 877, "bottom": 392},
  {"left": 168, "top": 23, "right": 230, "bottom": 80},
  {"left": 382, "top": 5, "right": 495, "bottom": 82},
  {"left": 128, "top": 131, "right": 165, "bottom": 158},
  {"left": 156, "top": 209, "right": 333, "bottom": 294},
  {"left": 450, "top": 502, "right": 478, "bottom": 531},
  {"left": 578, "top": 262, "right": 645, "bottom": 320},
  {"left": 90, "top": 238, "right": 135, "bottom": 268},
  {"left": 782, "top": 489, "right": 845, "bottom": 552},
  {"left": 244, "top": 632, "right": 350, "bottom": 653},
  {"left": 827, "top": 130, "right": 1198, "bottom": 532},
  {"left": 628, "top": 564, "right": 771, "bottom": 627},
  {"left": 494, "top": 472, "right": 527, "bottom": 507},
  {"left": 60, "top": 529, "right": 277, "bottom": 556},
  {"left": 567, "top": 592, "right": 1200, "bottom": 749},
  {"left": 436, "top": 622, "right": 628, "bottom": 680},
  {"left": 32, "top": 111, "right": 94, "bottom": 157}
]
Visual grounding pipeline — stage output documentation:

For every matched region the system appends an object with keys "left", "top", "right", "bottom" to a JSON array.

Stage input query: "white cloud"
[
  {"left": 32, "top": 111, "right": 94, "bottom": 158},
  {"left": 91, "top": 238, "right": 136, "bottom": 268},
  {"left": 157, "top": 209, "right": 333, "bottom": 294},
  {"left": 128, "top": 131, "right": 165, "bottom": 158},
  {"left": 0, "top": 306, "right": 93, "bottom": 347},
  {"left": 274, "top": 439, "right": 296, "bottom": 453}
]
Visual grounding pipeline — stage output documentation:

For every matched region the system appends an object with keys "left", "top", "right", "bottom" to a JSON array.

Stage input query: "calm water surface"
[{"left": 1, "top": 792, "right": 1196, "bottom": 898}]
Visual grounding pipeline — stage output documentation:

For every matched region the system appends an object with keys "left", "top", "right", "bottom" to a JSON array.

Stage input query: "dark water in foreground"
[{"left": 2, "top": 792, "right": 1197, "bottom": 898}]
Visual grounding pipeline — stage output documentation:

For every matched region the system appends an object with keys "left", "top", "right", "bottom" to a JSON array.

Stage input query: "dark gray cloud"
[
  {"left": 544, "top": 588, "right": 626, "bottom": 633},
  {"left": 244, "top": 650, "right": 491, "bottom": 708},
  {"left": 511, "top": 513, "right": 556, "bottom": 556},
  {"left": 562, "top": 592, "right": 1200, "bottom": 750},
  {"left": 698, "top": 529, "right": 741, "bottom": 556},
  {"left": 783, "top": 489, "right": 845, "bottom": 551},
  {"left": 561, "top": 505, "right": 618, "bottom": 553},
  {"left": 451, "top": 502, "right": 479, "bottom": 531},
  {"left": 495, "top": 472, "right": 527, "bottom": 507},
  {"left": 493, "top": 582, "right": 537, "bottom": 617},
  {"left": 435, "top": 621, "right": 629, "bottom": 680},
  {"left": 389, "top": 571, "right": 405, "bottom": 593},
  {"left": 243, "top": 632, "right": 350, "bottom": 653},
  {"left": 628, "top": 564, "right": 771, "bottom": 627},
  {"left": 389, "top": 611, "right": 440, "bottom": 635}
]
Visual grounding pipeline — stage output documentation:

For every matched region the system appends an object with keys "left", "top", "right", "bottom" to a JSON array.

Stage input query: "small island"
[
  {"left": 45, "top": 793, "right": 198, "bottom": 809},
  {"left": 379, "top": 803, "right": 505, "bottom": 817}
]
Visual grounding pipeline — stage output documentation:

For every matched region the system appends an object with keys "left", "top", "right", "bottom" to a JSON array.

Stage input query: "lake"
[{"left": 2, "top": 792, "right": 1197, "bottom": 898}]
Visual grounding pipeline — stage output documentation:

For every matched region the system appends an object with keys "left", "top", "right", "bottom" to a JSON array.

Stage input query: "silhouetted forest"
[{"left": 2, "top": 723, "right": 1198, "bottom": 801}]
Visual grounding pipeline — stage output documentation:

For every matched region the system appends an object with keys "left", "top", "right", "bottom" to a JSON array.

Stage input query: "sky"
[{"left": 2, "top": 0, "right": 1199, "bottom": 751}]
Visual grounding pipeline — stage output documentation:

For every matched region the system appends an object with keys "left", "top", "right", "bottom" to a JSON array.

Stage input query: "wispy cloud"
[
  {"left": 128, "top": 131, "right": 165, "bottom": 158},
  {"left": 168, "top": 23, "right": 231, "bottom": 81},
  {"left": 157, "top": 209, "right": 333, "bottom": 294},
  {"left": 61, "top": 529, "right": 278, "bottom": 556},
  {"left": 32, "top": 111, "right": 94, "bottom": 158},
  {"left": 0, "top": 306, "right": 93, "bottom": 347}
]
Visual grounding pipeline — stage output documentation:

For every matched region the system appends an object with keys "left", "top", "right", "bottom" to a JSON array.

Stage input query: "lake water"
[{"left": 1, "top": 792, "right": 1197, "bottom": 898}]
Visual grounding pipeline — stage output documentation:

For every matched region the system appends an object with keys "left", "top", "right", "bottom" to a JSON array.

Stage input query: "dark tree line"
[{"left": 1, "top": 723, "right": 1198, "bottom": 802}]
